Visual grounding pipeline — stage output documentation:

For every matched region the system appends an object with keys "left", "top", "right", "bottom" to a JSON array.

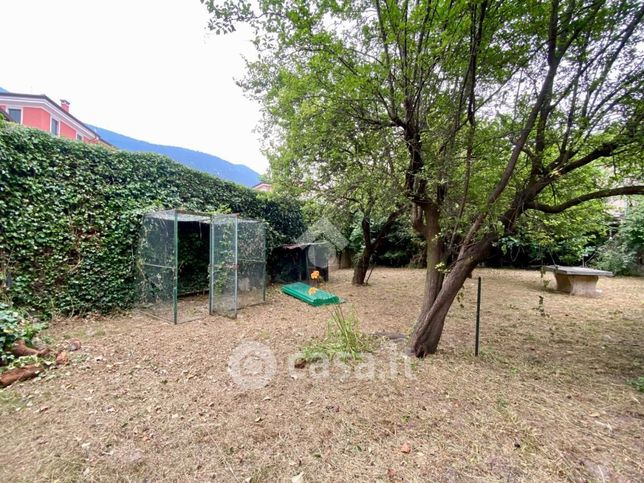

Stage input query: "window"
[
  {"left": 8, "top": 108, "right": 21, "bottom": 124},
  {"left": 76, "top": 133, "right": 83, "bottom": 141},
  {"left": 51, "top": 118, "right": 59, "bottom": 136}
]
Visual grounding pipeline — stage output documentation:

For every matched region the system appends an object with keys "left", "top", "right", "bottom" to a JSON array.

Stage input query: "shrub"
[
  {"left": 594, "top": 201, "right": 644, "bottom": 276},
  {"left": 0, "top": 303, "right": 46, "bottom": 365},
  {"left": 0, "top": 124, "right": 305, "bottom": 317}
]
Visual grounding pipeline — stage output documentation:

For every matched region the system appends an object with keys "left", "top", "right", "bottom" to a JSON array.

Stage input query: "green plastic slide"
[{"left": 281, "top": 282, "right": 341, "bottom": 306}]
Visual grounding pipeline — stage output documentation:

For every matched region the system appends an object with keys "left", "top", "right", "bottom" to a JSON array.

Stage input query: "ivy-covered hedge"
[{"left": 0, "top": 124, "right": 304, "bottom": 317}]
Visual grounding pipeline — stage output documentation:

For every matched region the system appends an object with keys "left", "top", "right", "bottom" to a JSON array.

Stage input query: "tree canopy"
[{"left": 203, "top": 0, "right": 644, "bottom": 355}]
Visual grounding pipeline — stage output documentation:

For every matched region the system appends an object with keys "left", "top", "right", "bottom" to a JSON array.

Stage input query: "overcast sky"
[{"left": 2, "top": 0, "right": 268, "bottom": 173}]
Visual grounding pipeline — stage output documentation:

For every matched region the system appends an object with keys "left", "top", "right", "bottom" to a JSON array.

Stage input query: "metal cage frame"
[{"left": 137, "top": 210, "right": 266, "bottom": 323}]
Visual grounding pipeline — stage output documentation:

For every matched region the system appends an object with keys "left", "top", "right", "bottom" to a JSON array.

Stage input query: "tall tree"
[
  {"left": 248, "top": 64, "right": 408, "bottom": 285},
  {"left": 203, "top": 0, "right": 644, "bottom": 355}
]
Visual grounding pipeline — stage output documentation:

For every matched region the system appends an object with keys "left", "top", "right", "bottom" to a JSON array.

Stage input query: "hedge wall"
[{"left": 0, "top": 124, "right": 304, "bottom": 317}]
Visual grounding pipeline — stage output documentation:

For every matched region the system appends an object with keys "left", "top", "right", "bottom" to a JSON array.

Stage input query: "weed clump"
[{"left": 301, "top": 306, "right": 374, "bottom": 362}]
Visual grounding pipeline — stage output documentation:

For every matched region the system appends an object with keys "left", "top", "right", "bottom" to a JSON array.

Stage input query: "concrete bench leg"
[
  {"left": 555, "top": 273, "right": 600, "bottom": 296},
  {"left": 554, "top": 273, "right": 572, "bottom": 293},
  {"left": 569, "top": 275, "right": 600, "bottom": 296}
]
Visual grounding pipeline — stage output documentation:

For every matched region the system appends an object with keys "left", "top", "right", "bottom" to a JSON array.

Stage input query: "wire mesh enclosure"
[
  {"left": 209, "top": 215, "right": 266, "bottom": 318},
  {"left": 137, "top": 210, "right": 266, "bottom": 323},
  {"left": 137, "top": 209, "right": 210, "bottom": 324}
]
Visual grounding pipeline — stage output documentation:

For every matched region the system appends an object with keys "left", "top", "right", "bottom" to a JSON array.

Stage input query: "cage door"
[{"left": 209, "top": 214, "right": 238, "bottom": 318}]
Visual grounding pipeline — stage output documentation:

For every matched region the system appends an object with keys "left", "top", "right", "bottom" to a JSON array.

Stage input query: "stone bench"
[{"left": 543, "top": 265, "right": 613, "bottom": 297}]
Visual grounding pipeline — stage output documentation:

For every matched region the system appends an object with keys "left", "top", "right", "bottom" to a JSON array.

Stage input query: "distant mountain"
[
  {"left": 90, "top": 126, "right": 261, "bottom": 187},
  {"left": 0, "top": 86, "right": 259, "bottom": 185}
]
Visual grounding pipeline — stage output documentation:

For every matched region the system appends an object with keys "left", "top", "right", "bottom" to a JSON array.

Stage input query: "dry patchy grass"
[{"left": 0, "top": 268, "right": 642, "bottom": 482}]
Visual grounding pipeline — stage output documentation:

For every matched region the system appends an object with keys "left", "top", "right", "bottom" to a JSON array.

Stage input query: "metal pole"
[
  {"left": 475, "top": 276, "right": 481, "bottom": 356},
  {"left": 208, "top": 218, "right": 213, "bottom": 315},
  {"left": 173, "top": 210, "right": 178, "bottom": 325}
]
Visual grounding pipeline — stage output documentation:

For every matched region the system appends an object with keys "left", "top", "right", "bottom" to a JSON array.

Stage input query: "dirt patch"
[{"left": 1, "top": 268, "right": 642, "bottom": 481}]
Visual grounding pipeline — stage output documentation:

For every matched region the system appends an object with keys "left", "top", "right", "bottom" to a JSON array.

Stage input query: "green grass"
[
  {"left": 0, "top": 389, "right": 24, "bottom": 410},
  {"left": 301, "top": 306, "right": 375, "bottom": 362},
  {"left": 628, "top": 376, "right": 644, "bottom": 392}
]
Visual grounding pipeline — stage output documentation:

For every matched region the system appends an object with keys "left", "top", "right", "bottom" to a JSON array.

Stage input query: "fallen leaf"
[
  {"left": 68, "top": 339, "right": 82, "bottom": 351},
  {"left": 56, "top": 351, "right": 69, "bottom": 366},
  {"left": 387, "top": 468, "right": 396, "bottom": 479},
  {"left": 400, "top": 443, "right": 411, "bottom": 454}
]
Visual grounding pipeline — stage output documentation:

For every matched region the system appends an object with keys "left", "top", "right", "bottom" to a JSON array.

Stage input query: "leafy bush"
[
  {"left": 594, "top": 201, "right": 644, "bottom": 275},
  {"left": 0, "top": 124, "right": 305, "bottom": 317},
  {"left": 498, "top": 203, "right": 608, "bottom": 267},
  {"left": 0, "top": 303, "right": 46, "bottom": 365},
  {"left": 348, "top": 218, "right": 425, "bottom": 268}
]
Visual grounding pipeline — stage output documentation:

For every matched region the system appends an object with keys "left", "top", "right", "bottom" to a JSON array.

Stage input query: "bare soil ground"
[{"left": 1, "top": 268, "right": 642, "bottom": 482}]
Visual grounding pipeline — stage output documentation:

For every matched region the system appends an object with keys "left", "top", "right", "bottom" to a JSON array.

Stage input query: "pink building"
[
  {"left": 0, "top": 92, "right": 105, "bottom": 144},
  {"left": 252, "top": 182, "right": 272, "bottom": 192}
]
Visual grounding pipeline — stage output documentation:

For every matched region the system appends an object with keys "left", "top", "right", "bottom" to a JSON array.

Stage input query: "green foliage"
[
  {"left": 259, "top": 62, "right": 407, "bottom": 271},
  {"left": 205, "top": 0, "right": 644, "bottom": 353},
  {"left": 301, "top": 306, "right": 374, "bottom": 362},
  {"left": 205, "top": 0, "right": 643, "bottom": 253},
  {"left": 0, "top": 302, "right": 47, "bottom": 365},
  {"left": 178, "top": 228, "right": 210, "bottom": 295},
  {"left": 629, "top": 376, "right": 644, "bottom": 393},
  {"left": 500, "top": 202, "right": 609, "bottom": 265},
  {"left": 595, "top": 201, "right": 644, "bottom": 275},
  {"left": 349, "top": 218, "right": 424, "bottom": 267},
  {"left": 0, "top": 125, "right": 305, "bottom": 317}
]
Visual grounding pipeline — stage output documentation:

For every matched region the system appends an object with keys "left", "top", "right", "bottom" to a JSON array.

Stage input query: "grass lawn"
[{"left": 1, "top": 268, "right": 642, "bottom": 482}]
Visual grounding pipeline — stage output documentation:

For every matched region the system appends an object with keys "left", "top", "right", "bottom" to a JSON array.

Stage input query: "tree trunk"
[
  {"left": 411, "top": 255, "right": 479, "bottom": 356},
  {"left": 419, "top": 206, "right": 444, "bottom": 311},
  {"left": 351, "top": 207, "right": 404, "bottom": 286},
  {"left": 411, "top": 238, "right": 492, "bottom": 357},
  {"left": 352, "top": 248, "right": 372, "bottom": 285}
]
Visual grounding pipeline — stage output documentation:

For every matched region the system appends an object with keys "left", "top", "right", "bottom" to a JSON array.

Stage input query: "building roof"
[
  {"left": 283, "top": 242, "right": 329, "bottom": 250},
  {"left": 0, "top": 92, "right": 106, "bottom": 143}
]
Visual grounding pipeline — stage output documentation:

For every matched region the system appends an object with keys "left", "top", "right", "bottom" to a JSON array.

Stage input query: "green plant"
[
  {"left": 0, "top": 124, "right": 305, "bottom": 317},
  {"left": 628, "top": 376, "right": 644, "bottom": 393},
  {"left": 595, "top": 201, "right": 644, "bottom": 276},
  {"left": 500, "top": 202, "right": 609, "bottom": 267},
  {"left": 301, "top": 306, "right": 374, "bottom": 362},
  {"left": 533, "top": 296, "right": 550, "bottom": 318},
  {"left": 0, "top": 302, "right": 47, "bottom": 365}
]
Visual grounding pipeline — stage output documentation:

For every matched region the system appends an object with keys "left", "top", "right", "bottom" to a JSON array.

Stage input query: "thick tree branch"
[
  {"left": 553, "top": 140, "right": 618, "bottom": 175},
  {"left": 526, "top": 186, "right": 644, "bottom": 214}
]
